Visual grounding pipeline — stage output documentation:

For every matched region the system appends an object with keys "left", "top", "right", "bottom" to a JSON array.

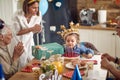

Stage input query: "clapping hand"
[{"left": 12, "top": 42, "right": 24, "bottom": 61}]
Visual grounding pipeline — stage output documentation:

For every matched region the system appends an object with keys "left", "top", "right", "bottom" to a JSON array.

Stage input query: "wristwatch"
[{"left": 115, "top": 57, "right": 119, "bottom": 64}]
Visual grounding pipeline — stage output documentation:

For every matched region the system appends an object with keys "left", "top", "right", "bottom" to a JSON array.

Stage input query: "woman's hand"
[
  {"left": 17, "top": 24, "right": 42, "bottom": 35},
  {"left": 31, "top": 24, "right": 42, "bottom": 33},
  {"left": 101, "top": 58, "right": 111, "bottom": 70},
  {"left": 101, "top": 53, "right": 115, "bottom": 62},
  {"left": 12, "top": 42, "right": 24, "bottom": 61}
]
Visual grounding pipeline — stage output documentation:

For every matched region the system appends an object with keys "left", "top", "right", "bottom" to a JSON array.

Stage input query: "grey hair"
[{"left": 0, "top": 25, "right": 10, "bottom": 35}]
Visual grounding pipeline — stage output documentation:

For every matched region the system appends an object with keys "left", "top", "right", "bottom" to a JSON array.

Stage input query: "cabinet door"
[
  {"left": 115, "top": 35, "right": 120, "bottom": 57},
  {"left": 93, "top": 30, "right": 116, "bottom": 56},
  {"left": 79, "top": 29, "right": 94, "bottom": 44}
]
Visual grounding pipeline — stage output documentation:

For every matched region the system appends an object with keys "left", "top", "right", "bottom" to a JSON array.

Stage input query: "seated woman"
[
  {"left": 57, "top": 22, "right": 94, "bottom": 58},
  {"left": 0, "top": 19, "right": 24, "bottom": 79}
]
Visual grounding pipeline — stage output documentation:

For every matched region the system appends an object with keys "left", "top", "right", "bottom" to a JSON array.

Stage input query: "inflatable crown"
[{"left": 57, "top": 22, "right": 80, "bottom": 40}]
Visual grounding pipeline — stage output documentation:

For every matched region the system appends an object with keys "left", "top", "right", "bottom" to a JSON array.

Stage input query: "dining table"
[{"left": 9, "top": 55, "right": 107, "bottom": 80}]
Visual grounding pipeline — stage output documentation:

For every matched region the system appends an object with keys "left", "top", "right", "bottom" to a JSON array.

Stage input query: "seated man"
[
  {"left": 0, "top": 19, "right": 24, "bottom": 79},
  {"left": 101, "top": 18, "right": 120, "bottom": 80}
]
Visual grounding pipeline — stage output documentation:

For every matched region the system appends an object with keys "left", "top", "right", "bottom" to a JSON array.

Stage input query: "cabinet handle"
[{"left": 112, "top": 33, "right": 116, "bottom": 35}]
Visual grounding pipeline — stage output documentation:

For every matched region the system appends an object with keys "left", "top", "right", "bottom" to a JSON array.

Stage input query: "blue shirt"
[{"left": 64, "top": 43, "right": 94, "bottom": 55}]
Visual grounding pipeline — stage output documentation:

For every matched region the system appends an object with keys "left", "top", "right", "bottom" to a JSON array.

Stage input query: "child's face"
[{"left": 65, "top": 35, "right": 77, "bottom": 48}]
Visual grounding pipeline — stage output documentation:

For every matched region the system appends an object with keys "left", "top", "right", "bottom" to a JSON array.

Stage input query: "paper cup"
[{"left": 98, "top": 10, "right": 107, "bottom": 24}]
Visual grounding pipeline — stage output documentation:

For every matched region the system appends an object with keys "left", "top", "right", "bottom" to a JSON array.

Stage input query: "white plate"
[
  {"left": 65, "top": 62, "right": 87, "bottom": 69},
  {"left": 64, "top": 56, "right": 80, "bottom": 60}
]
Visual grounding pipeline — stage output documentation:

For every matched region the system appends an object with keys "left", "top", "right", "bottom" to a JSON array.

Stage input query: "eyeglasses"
[
  {"left": 28, "top": 0, "right": 40, "bottom": 4},
  {"left": 0, "top": 19, "right": 4, "bottom": 28}
]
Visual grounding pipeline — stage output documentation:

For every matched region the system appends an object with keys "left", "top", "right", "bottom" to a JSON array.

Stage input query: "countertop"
[{"left": 78, "top": 24, "right": 116, "bottom": 31}]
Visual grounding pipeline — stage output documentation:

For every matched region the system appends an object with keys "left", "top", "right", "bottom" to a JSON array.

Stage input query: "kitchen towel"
[{"left": 98, "top": 10, "right": 107, "bottom": 24}]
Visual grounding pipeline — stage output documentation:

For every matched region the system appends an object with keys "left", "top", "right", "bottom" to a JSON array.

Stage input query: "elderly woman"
[
  {"left": 12, "top": 0, "right": 42, "bottom": 68},
  {"left": 0, "top": 19, "right": 24, "bottom": 79}
]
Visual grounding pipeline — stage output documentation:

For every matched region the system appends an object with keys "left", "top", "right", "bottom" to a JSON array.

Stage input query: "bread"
[{"left": 71, "top": 59, "right": 86, "bottom": 67}]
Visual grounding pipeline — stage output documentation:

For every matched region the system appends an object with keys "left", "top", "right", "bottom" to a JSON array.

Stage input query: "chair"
[{"left": 81, "top": 42, "right": 100, "bottom": 55}]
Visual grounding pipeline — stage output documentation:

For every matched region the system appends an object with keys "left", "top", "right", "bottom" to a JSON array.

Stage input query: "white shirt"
[{"left": 12, "top": 10, "right": 42, "bottom": 68}]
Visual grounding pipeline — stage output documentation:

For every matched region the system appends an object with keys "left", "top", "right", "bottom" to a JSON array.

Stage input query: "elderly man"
[{"left": 0, "top": 19, "right": 24, "bottom": 79}]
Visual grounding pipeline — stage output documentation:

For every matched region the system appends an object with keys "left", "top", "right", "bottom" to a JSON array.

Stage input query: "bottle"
[{"left": 0, "top": 64, "right": 5, "bottom": 80}]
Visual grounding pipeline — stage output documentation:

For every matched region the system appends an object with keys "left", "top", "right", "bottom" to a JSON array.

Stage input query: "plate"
[
  {"left": 63, "top": 70, "right": 85, "bottom": 78},
  {"left": 64, "top": 56, "right": 80, "bottom": 60},
  {"left": 21, "top": 63, "right": 40, "bottom": 73},
  {"left": 21, "top": 66, "right": 33, "bottom": 73},
  {"left": 65, "top": 62, "right": 87, "bottom": 69},
  {"left": 82, "top": 60, "right": 97, "bottom": 64}
]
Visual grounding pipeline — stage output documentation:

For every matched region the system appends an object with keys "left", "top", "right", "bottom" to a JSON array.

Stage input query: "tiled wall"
[{"left": 76, "top": 0, "right": 120, "bottom": 21}]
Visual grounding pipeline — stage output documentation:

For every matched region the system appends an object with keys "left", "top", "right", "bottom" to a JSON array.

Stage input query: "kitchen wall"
[
  {"left": 0, "top": 0, "right": 22, "bottom": 25},
  {"left": 76, "top": 0, "right": 120, "bottom": 22},
  {"left": 1, "top": 0, "right": 119, "bottom": 25}
]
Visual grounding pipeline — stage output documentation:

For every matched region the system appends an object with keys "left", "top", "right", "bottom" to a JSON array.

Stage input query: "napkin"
[
  {"left": 71, "top": 65, "right": 82, "bottom": 80},
  {"left": 0, "top": 64, "right": 5, "bottom": 80}
]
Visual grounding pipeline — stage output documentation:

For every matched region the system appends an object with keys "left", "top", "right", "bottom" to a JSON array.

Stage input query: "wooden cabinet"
[{"left": 79, "top": 29, "right": 119, "bottom": 57}]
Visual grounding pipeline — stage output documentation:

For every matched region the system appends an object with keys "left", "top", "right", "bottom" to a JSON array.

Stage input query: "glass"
[
  {"left": 32, "top": 67, "right": 41, "bottom": 80},
  {"left": 52, "top": 61, "right": 64, "bottom": 74},
  {"left": 87, "top": 62, "right": 94, "bottom": 70},
  {"left": 58, "top": 57, "right": 64, "bottom": 65}
]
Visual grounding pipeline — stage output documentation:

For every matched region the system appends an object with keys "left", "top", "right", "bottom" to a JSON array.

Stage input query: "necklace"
[{"left": 25, "top": 14, "right": 32, "bottom": 23}]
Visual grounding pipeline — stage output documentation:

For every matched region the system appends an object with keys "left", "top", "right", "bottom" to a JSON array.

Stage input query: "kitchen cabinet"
[
  {"left": 79, "top": 29, "right": 94, "bottom": 43},
  {"left": 116, "top": 36, "right": 120, "bottom": 57},
  {"left": 79, "top": 29, "right": 120, "bottom": 57}
]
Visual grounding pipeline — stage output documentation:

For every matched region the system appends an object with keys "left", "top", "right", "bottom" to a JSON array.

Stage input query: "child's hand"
[
  {"left": 87, "top": 53, "right": 93, "bottom": 59},
  {"left": 82, "top": 53, "right": 93, "bottom": 59}
]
